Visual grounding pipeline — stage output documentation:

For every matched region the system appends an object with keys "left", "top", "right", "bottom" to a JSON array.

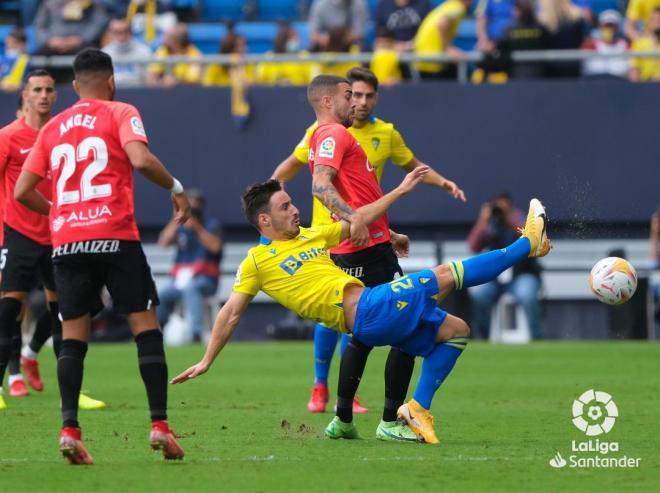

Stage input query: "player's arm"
[
  {"left": 312, "top": 164, "right": 370, "bottom": 247},
  {"left": 402, "top": 157, "right": 466, "bottom": 202},
  {"left": 170, "top": 291, "right": 253, "bottom": 384},
  {"left": 271, "top": 154, "right": 307, "bottom": 183},
  {"left": 124, "top": 141, "right": 191, "bottom": 224},
  {"left": 338, "top": 166, "right": 429, "bottom": 242},
  {"left": 15, "top": 170, "right": 51, "bottom": 215}
]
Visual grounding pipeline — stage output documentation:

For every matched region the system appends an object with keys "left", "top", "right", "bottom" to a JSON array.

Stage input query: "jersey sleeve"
[
  {"left": 292, "top": 124, "right": 316, "bottom": 163},
  {"left": 444, "top": 1, "right": 466, "bottom": 20},
  {"left": 626, "top": 0, "right": 642, "bottom": 21},
  {"left": 0, "top": 130, "right": 9, "bottom": 173},
  {"left": 311, "top": 125, "right": 349, "bottom": 171},
  {"left": 389, "top": 127, "right": 414, "bottom": 166},
  {"left": 111, "top": 103, "right": 149, "bottom": 148},
  {"left": 312, "top": 223, "right": 343, "bottom": 249},
  {"left": 232, "top": 254, "right": 261, "bottom": 295},
  {"left": 23, "top": 129, "right": 49, "bottom": 178}
]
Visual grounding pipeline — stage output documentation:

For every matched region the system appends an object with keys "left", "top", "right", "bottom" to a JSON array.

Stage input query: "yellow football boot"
[
  {"left": 397, "top": 399, "right": 439, "bottom": 444},
  {"left": 519, "top": 198, "right": 551, "bottom": 258},
  {"left": 0, "top": 393, "right": 7, "bottom": 410},
  {"left": 79, "top": 392, "right": 106, "bottom": 410}
]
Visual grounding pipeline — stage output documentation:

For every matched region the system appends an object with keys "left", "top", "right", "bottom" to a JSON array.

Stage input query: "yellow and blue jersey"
[
  {"left": 293, "top": 116, "right": 414, "bottom": 226},
  {"left": 232, "top": 223, "right": 364, "bottom": 333},
  {"left": 0, "top": 54, "right": 30, "bottom": 90}
]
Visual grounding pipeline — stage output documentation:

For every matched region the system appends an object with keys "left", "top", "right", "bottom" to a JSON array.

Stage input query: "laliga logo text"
[{"left": 549, "top": 389, "right": 641, "bottom": 469}]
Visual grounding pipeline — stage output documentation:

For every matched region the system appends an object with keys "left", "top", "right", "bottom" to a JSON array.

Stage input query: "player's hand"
[
  {"left": 443, "top": 180, "right": 467, "bottom": 202},
  {"left": 391, "top": 232, "right": 410, "bottom": 258},
  {"left": 172, "top": 192, "right": 192, "bottom": 225},
  {"left": 398, "top": 165, "right": 429, "bottom": 194},
  {"left": 349, "top": 214, "right": 370, "bottom": 247},
  {"left": 170, "top": 361, "right": 210, "bottom": 384}
]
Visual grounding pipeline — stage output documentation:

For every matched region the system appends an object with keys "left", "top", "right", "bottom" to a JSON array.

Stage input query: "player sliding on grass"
[{"left": 172, "top": 173, "right": 551, "bottom": 444}]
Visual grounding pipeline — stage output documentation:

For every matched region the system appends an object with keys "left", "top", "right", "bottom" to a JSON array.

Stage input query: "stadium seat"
[
  {"left": 236, "top": 22, "right": 280, "bottom": 53},
  {"left": 591, "top": 0, "right": 619, "bottom": 14},
  {"left": 188, "top": 23, "right": 228, "bottom": 53},
  {"left": 202, "top": 0, "right": 246, "bottom": 21},
  {"left": 256, "top": 0, "right": 300, "bottom": 21}
]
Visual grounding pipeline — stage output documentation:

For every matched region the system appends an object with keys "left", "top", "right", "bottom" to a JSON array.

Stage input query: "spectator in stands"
[
  {"left": 204, "top": 23, "right": 253, "bottom": 86},
  {"left": 625, "top": 0, "right": 660, "bottom": 41},
  {"left": 476, "top": 0, "right": 515, "bottom": 51},
  {"left": 629, "top": 7, "right": 660, "bottom": 81},
  {"left": 538, "top": 0, "right": 589, "bottom": 78},
  {"left": 102, "top": 18, "right": 152, "bottom": 87},
  {"left": 312, "top": 27, "right": 362, "bottom": 76},
  {"left": 147, "top": 22, "right": 202, "bottom": 87},
  {"left": 650, "top": 205, "right": 660, "bottom": 323},
  {"left": 33, "top": 0, "right": 110, "bottom": 55},
  {"left": 1, "top": 30, "right": 30, "bottom": 92},
  {"left": 376, "top": 0, "right": 432, "bottom": 52},
  {"left": 581, "top": 10, "right": 629, "bottom": 80},
  {"left": 467, "top": 193, "right": 543, "bottom": 339},
  {"left": 157, "top": 190, "right": 223, "bottom": 343},
  {"left": 413, "top": 0, "right": 472, "bottom": 79},
  {"left": 474, "top": 0, "right": 550, "bottom": 82},
  {"left": 309, "top": 0, "right": 370, "bottom": 50},
  {"left": 255, "top": 22, "right": 312, "bottom": 86},
  {"left": 370, "top": 31, "right": 404, "bottom": 85}
]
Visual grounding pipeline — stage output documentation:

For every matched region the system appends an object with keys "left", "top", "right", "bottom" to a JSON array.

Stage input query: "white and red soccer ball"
[{"left": 589, "top": 257, "right": 638, "bottom": 305}]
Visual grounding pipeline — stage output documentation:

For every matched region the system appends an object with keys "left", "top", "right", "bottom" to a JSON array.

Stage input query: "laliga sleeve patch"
[
  {"left": 130, "top": 116, "right": 146, "bottom": 137},
  {"left": 233, "top": 266, "right": 242, "bottom": 285},
  {"left": 318, "top": 137, "right": 336, "bottom": 159}
]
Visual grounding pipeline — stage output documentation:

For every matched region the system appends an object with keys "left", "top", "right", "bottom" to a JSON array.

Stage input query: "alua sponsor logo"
[{"left": 549, "top": 389, "right": 641, "bottom": 469}]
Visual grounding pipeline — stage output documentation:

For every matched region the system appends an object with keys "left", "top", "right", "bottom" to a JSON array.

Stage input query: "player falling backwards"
[
  {"left": 15, "top": 49, "right": 191, "bottom": 464},
  {"left": 0, "top": 70, "right": 104, "bottom": 411},
  {"left": 272, "top": 68, "right": 466, "bottom": 421},
  {"left": 172, "top": 175, "right": 551, "bottom": 444}
]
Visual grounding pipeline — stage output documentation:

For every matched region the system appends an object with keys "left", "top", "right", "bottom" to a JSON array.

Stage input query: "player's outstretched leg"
[
  {"left": 308, "top": 323, "right": 337, "bottom": 413},
  {"left": 134, "top": 327, "right": 184, "bottom": 460},
  {"left": 398, "top": 316, "right": 470, "bottom": 444}
]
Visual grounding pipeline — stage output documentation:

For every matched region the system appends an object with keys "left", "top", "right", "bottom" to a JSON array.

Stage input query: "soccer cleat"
[
  {"left": 324, "top": 416, "right": 359, "bottom": 439},
  {"left": 21, "top": 356, "right": 44, "bottom": 391},
  {"left": 519, "top": 198, "right": 551, "bottom": 258},
  {"left": 352, "top": 396, "right": 368, "bottom": 414},
  {"left": 376, "top": 419, "right": 421, "bottom": 443},
  {"left": 307, "top": 383, "right": 329, "bottom": 413},
  {"left": 9, "top": 378, "right": 29, "bottom": 397},
  {"left": 0, "top": 393, "right": 6, "bottom": 410},
  {"left": 150, "top": 421, "right": 185, "bottom": 460},
  {"left": 59, "top": 427, "right": 93, "bottom": 465},
  {"left": 397, "top": 399, "right": 440, "bottom": 444},
  {"left": 79, "top": 392, "right": 106, "bottom": 410}
]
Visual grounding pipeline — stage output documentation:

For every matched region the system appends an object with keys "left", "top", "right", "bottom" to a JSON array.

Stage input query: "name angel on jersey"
[
  {"left": 52, "top": 239, "right": 120, "bottom": 257},
  {"left": 59, "top": 114, "right": 97, "bottom": 136}
]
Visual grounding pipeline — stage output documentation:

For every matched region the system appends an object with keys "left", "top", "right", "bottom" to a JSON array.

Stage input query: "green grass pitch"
[{"left": 1, "top": 341, "right": 658, "bottom": 492}]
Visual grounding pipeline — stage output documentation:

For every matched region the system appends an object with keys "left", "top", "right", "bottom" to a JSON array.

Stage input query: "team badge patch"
[
  {"left": 318, "top": 137, "right": 336, "bottom": 158},
  {"left": 233, "top": 266, "right": 242, "bottom": 285},
  {"left": 130, "top": 116, "right": 146, "bottom": 137},
  {"left": 396, "top": 301, "right": 409, "bottom": 311},
  {"left": 419, "top": 277, "right": 431, "bottom": 285},
  {"left": 372, "top": 137, "right": 380, "bottom": 150}
]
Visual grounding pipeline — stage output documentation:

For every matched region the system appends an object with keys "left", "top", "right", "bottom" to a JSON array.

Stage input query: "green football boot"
[{"left": 325, "top": 416, "right": 359, "bottom": 439}]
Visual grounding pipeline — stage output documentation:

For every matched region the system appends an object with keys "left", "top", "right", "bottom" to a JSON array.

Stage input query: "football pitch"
[{"left": 1, "top": 341, "right": 658, "bottom": 492}]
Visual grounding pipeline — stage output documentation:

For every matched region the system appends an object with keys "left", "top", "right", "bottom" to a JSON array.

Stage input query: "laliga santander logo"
[{"left": 572, "top": 389, "right": 618, "bottom": 436}]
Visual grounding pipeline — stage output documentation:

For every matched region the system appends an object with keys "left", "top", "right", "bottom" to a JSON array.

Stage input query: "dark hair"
[
  {"left": 347, "top": 67, "right": 379, "bottom": 92},
  {"left": 73, "top": 48, "right": 114, "bottom": 77},
  {"left": 515, "top": 0, "right": 536, "bottom": 26},
  {"left": 490, "top": 191, "right": 513, "bottom": 203},
  {"left": 273, "top": 22, "right": 292, "bottom": 53},
  {"left": 241, "top": 180, "right": 282, "bottom": 230},
  {"left": 8, "top": 29, "right": 27, "bottom": 44},
  {"left": 307, "top": 74, "right": 349, "bottom": 106},
  {"left": 24, "top": 69, "right": 53, "bottom": 85}
]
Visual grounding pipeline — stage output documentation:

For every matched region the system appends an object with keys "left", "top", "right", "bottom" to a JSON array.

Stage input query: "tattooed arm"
[{"left": 312, "top": 164, "right": 369, "bottom": 247}]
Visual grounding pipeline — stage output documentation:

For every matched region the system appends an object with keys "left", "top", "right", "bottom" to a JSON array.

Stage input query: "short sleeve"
[
  {"left": 312, "top": 223, "right": 343, "bottom": 249},
  {"left": 293, "top": 125, "right": 315, "bottom": 163},
  {"left": 112, "top": 103, "right": 149, "bottom": 148},
  {"left": 389, "top": 127, "right": 414, "bottom": 166},
  {"left": 444, "top": 1, "right": 466, "bottom": 20},
  {"left": 232, "top": 254, "right": 261, "bottom": 295},
  {"left": 23, "top": 129, "right": 49, "bottom": 178},
  {"left": 312, "top": 125, "right": 349, "bottom": 171}
]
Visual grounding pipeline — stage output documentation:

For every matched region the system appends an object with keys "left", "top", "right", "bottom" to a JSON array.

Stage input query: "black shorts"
[
  {"left": 52, "top": 240, "right": 159, "bottom": 321},
  {"left": 0, "top": 225, "right": 56, "bottom": 292},
  {"left": 331, "top": 241, "right": 403, "bottom": 288}
]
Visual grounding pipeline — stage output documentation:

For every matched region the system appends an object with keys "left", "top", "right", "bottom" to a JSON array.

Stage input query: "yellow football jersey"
[
  {"left": 233, "top": 224, "right": 364, "bottom": 333},
  {"left": 293, "top": 117, "right": 414, "bottom": 226},
  {"left": 414, "top": 0, "right": 467, "bottom": 73}
]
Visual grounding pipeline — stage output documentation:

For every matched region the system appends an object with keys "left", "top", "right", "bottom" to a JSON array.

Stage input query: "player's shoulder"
[
  {"left": 305, "top": 121, "right": 319, "bottom": 135},
  {"left": 0, "top": 118, "right": 22, "bottom": 136},
  {"left": 370, "top": 117, "right": 396, "bottom": 133}
]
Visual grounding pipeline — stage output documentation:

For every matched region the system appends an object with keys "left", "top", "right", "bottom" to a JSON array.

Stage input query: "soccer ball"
[{"left": 588, "top": 257, "right": 637, "bottom": 305}]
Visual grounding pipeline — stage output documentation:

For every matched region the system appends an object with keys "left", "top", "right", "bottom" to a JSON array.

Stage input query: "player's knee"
[{"left": 454, "top": 318, "right": 471, "bottom": 338}]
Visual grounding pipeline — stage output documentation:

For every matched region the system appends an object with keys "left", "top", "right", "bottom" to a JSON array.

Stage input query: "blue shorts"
[{"left": 351, "top": 270, "right": 448, "bottom": 357}]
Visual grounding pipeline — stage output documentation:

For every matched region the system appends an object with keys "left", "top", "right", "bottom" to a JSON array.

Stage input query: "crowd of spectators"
[{"left": 1, "top": 0, "right": 659, "bottom": 89}]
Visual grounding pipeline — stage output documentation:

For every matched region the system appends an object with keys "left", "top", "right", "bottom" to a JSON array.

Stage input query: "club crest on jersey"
[
  {"left": 318, "top": 137, "right": 335, "bottom": 158},
  {"left": 372, "top": 138, "right": 380, "bottom": 151},
  {"left": 130, "top": 116, "right": 146, "bottom": 137}
]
